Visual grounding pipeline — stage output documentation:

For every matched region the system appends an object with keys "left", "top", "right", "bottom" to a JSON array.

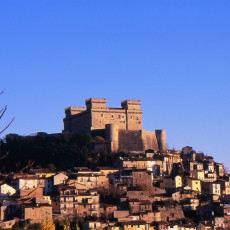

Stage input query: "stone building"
[
  {"left": 153, "top": 201, "right": 185, "bottom": 222},
  {"left": 63, "top": 98, "right": 167, "bottom": 153},
  {"left": 23, "top": 204, "right": 52, "bottom": 223}
]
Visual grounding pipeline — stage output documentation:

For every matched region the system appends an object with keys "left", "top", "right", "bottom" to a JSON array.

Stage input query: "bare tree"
[
  {"left": 0, "top": 90, "right": 15, "bottom": 135},
  {"left": 1, "top": 91, "right": 35, "bottom": 173},
  {"left": 0, "top": 90, "right": 15, "bottom": 159}
]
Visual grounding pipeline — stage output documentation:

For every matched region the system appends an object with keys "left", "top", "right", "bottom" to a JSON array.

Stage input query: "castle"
[{"left": 63, "top": 98, "right": 167, "bottom": 153}]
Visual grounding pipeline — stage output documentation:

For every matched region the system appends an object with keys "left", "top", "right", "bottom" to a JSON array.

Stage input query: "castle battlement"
[
  {"left": 64, "top": 106, "right": 85, "bottom": 117},
  {"left": 121, "top": 99, "right": 141, "bottom": 103},
  {"left": 85, "top": 98, "right": 107, "bottom": 102},
  {"left": 121, "top": 99, "right": 141, "bottom": 110},
  {"left": 85, "top": 98, "right": 107, "bottom": 110},
  {"left": 65, "top": 106, "right": 85, "bottom": 110}
]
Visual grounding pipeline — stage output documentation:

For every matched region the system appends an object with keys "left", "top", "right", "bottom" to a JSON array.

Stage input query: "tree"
[
  {"left": 41, "top": 218, "right": 55, "bottom": 230},
  {"left": 0, "top": 90, "right": 15, "bottom": 135},
  {"left": 0, "top": 90, "right": 14, "bottom": 161},
  {"left": 64, "top": 216, "right": 71, "bottom": 230},
  {"left": 1, "top": 132, "right": 92, "bottom": 171}
]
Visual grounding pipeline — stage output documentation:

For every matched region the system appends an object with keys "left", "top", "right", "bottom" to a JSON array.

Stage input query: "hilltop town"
[{"left": 0, "top": 98, "right": 229, "bottom": 230}]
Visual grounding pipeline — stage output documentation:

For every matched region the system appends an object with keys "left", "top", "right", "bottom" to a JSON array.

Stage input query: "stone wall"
[
  {"left": 24, "top": 205, "right": 52, "bottom": 222},
  {"left": 142, "top": 130, "right": 159, "bottom": 151},
  {"left": 118, "top": 130, "right": 144, "bottom": 152},
  {"left": 91, "top": 108, "right": 127, "bottom": 130},
  {"left": 63, "top": 110, "right": 91, "bottom": 134}
]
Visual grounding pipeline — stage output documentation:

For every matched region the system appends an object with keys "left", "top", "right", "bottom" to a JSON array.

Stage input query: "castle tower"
[
  {"left": 121, "top": 100, "right": 142, "bottom": 131},
  {"left": 85, "top": 98, "right": 107, "bottom": 110},
  {"left": 155, "top": 129, "right": 167, "bottom": 152},
  {"left": 105, "top": 124, "right": 119, "bottom": 152},
  {"left": 63, "top": 106, "right": 85, "bottom": 132}
]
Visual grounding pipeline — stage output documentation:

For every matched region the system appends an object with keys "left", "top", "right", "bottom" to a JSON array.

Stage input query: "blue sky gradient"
[{"left": 1, "top": 1, "right": 230, "bottom": 167}]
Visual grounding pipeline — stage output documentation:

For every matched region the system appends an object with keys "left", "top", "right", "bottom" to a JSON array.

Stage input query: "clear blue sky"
[{"left": 1, "top": 1, "right": 230, "bottom": 167}]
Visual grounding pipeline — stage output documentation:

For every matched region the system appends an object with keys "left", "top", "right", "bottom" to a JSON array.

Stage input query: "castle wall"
[
  {"left": 142, "top": 130, "right": 159, "bottom": 151},
  {"left": 91, "top": 109, "right": 127, "bottom": 130},
  {"left": 118, "top": 130, "right": 144, "bottom": 152},
  {"left": 63, "top": 110, "right": 91, "bottom": 134}
]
